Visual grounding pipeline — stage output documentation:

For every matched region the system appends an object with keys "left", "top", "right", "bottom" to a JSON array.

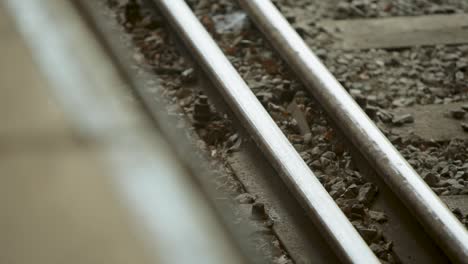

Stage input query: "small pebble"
[
  {"left": 451, "top": 109, "right": 466, "bottom": 120},
  {"left": 392, "top": 114, "right": 414, "bottom": 126},
  {"left": 357, "top": 227, "right": 379, "bottom": 243},
  {"left": 357, "top": 182, "right": 378, "bottom": 205},
  {"left": 422, "top": 172, "right": 439, "bottom": 186},
  {"left": 181, "top": 68, "right": 196, "bottom": 83},
  {"left": 251, "top": 202, "right": 268, "bottom": 220},
  {"left": 368, "top": 210, "right": 388, "bottom": 223},
  {"left": 235, "top": 193, "right": 255, "bottom": 204},
  {"left": 274, "top": 255, "right": 292, "bottom": 264},
  {"left": 461, "top": 123, "right": 468, "bottom": 132}
]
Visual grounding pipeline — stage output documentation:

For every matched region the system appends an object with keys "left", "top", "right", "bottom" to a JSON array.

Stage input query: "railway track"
[
  {"left": 77, "top": 0, "right": 468, "bottom": 263},
  {"left": 234, "top": 0, "right": 467, "bottom": 261}
]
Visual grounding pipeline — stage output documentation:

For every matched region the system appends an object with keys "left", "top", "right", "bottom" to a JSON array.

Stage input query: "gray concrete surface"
[
  {"left": 389, "top": 102, "right": 468, "bottom": 141},
  {"left": 320, "top": 14, "right": 468, "bottom": 50}
]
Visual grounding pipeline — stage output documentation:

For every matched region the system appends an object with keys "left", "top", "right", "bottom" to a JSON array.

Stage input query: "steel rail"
[
  {"left": 236, "top": 0, "right": 468, "bottom": 262},
  {"left": 152, "top": 0, "right": 379, "bottom": 263}
]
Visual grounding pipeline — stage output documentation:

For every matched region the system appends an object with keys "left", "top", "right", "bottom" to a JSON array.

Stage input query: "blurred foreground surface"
[
  {"left": 0, "top": 1, "right": 249, "bottom": 262},
  {"left": 0, "top": 5, "right": 155, "bottom": 264}
]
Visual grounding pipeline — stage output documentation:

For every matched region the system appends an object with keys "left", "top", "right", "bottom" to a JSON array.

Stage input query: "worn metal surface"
[
  {"left": 152, "top": 0, "right": 379, "bottom": 263},
  {"left": 2, "top": 1, "right": 246, "bottom": 263},
  {"left": 320, "top": 14, "right": 468, "bottom": 50},
  {"left": 237, "top": 0, "right": 468, "bottom": 262}
]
